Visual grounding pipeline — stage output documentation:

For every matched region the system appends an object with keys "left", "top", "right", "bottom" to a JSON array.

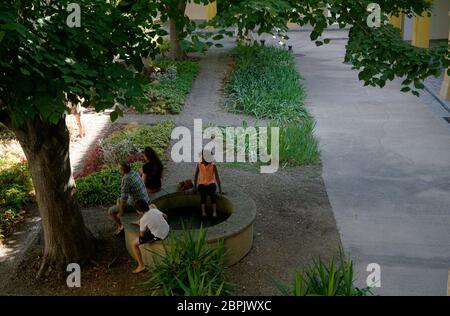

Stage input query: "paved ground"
[{"left": 283, "top": 30, "right": 450, "bottom": 295}]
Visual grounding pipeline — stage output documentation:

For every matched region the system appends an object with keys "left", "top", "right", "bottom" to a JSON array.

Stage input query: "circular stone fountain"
[{"left": 122, "top": 185, "right": 256, "bottom": 267}]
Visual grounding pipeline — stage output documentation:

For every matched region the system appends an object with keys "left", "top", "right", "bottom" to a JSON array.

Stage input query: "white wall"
[{"left": 403, "top": 16, "right": 413, "bottom": 41}]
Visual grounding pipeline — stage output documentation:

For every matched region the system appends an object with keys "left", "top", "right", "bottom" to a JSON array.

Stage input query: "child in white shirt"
[{"left": 131, "top": 199, "right": 169, "bottom": 273}]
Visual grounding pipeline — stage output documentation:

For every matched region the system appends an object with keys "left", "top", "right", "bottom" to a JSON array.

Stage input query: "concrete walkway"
[{"left": 286, "top": 30, "right": 450, "bottom": 295}]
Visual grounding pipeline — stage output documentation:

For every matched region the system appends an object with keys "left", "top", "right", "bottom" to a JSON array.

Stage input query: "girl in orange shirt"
[{"left": 194, "top": 150, "right": 222, "bottom": 217}]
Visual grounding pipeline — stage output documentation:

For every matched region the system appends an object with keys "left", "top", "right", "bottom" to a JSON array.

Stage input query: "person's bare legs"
[
  {"left": 81, "top": 116, "right": 86, "bottom": 137},
  {"left": 132, "top": 238, "right": 146, "bottom": 273},
  {"left": 110, "top": 199, "right": 124, "bottom": 234},
  {"left": 80, "top": 122, "right": 86, "bottom": 138},
  {"left": 110, "top": 213, "right": 123, "bottom": 233},
  {"left": 212, "top": 203, "right": 217, "bottom": 218},
  {"left": 73, "top": 114, "right": 83, "bottom": 138},
  {"left": 201, "top": 204, "right": 207, "bottom": 217}
]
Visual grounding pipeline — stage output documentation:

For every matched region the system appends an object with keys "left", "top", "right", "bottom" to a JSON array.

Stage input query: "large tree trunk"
[
  {"left": 11, "top": 116, "right": 94, "bottom": 278},
  {"left": 168, "top": 1, "right": 187, "bottom": 60}
]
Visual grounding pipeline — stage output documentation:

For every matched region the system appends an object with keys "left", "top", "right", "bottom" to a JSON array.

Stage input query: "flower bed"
[
  {"left": 128, "top": 60, "right": 199, "bottom": 115},
  {"left": 75, "top": 120, "right": 174, "bottom": 207}
]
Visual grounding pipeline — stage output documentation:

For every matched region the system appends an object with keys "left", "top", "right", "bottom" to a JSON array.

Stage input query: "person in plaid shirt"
[{"left": 109, "top": 162, "right": 150, "bottom": 236}]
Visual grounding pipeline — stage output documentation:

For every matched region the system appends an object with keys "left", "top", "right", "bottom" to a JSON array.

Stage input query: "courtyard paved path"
[{"left": 285, "top": 30, "right": 450, "bottom": 295}]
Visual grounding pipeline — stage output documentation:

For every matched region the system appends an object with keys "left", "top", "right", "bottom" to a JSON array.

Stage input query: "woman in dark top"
[{"left": 141, "top": 147, "right": 163, "bottom": 193}]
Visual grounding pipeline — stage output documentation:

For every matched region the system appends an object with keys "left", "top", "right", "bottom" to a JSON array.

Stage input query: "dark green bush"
[
  {"left": 141, "top": 60, "right": 199, "bottom": 114},
  {"left": 0, "top": 160, "right": 33, "bottom": 238},
  {"left": 225, "top": 44, "right": 306, "bottom": 121},
  {"left": 101, "top": 120, "right": 175, "bottom": 161},
  {"left": 76, "top": 163, "right": 141, "bottom": 207},
  {"left": 276, "top": 253, "right": 373, "bottom": 296}
]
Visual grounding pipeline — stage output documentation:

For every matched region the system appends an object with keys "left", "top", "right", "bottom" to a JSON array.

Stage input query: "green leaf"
[
  {"left": 413, "top": 81, "right": 425, "bottom": 89},
  {"left": 20, "top": 68, "right": 30, "bottom": 76},
  {"left": 1, "top": 23, "right": 27, "bottom": 37},
  {"left": 110, "top": 111, "right": 119, "bottom": 122},
  {"left": 49, "top": 112, "right": 62, "bottom": 124},
  {"left": 401, "top": 87, "right": 411, "bottom": 93}
]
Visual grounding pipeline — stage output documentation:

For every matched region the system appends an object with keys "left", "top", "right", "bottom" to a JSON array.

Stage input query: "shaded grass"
[
  {"left": 225, "top": 45, "right": 306, "bottom": 121},
  {"left": 102, "top": 121, "right": 175, "bottom": 159}
]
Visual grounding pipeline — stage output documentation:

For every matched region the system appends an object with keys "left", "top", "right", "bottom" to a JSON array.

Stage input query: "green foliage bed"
[
  {"left": 102, "top": 120, "right": 175, "bottom": 159},
  {"left": 276, "top": 253, "right": 372, "bottom": 296},
  {"left": 144, "top": 227, "right": 231, "bottom": 296},
  {"left": 224, "top": 45, "right": 320, "bottom": 165},
  {"left": 76, "top": 163, "right": 140, "bottom": 207},
  {"left": 139, "top": 60, "right": 199, "bottom": 114}
]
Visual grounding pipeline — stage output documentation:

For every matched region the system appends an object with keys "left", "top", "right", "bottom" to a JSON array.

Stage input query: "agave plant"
[
  {"left": 174, "top": 268, "right": 226, "bottom": 296},
  {"left": 143, "top": 225, "right": 232, "bottom": 296},
  {"left": 276, "top": 251, "right": 373, "bottom": 296}
]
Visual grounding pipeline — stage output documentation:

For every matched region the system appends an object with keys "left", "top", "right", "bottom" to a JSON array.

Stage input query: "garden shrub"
[
  {"left": 144, "top": 227, "right": 231, "bottom": 296},
  {"left": 76, "top": 162, "right": 141, "bottom": 207},
  {"left": 276, "top": 253, "right": 372, "bottom": 296},
  {"left": 225, "top": 44, "right": 306, "bottom": 122},
  {"left": 101, "top": 121, "right": 174, "bottom": 160},
  {"left": 139, "top": 60, "right": 199, "bottom": 114},
  {"left": 149, "top": 64, "right": 177, "bottom": 81},
  {"left": 99, "top": 139, "right": 141, "bottom": 168},
  {"left": 0, "top": 158, "right": 33, "bottom": 238},
  {"left": 224, "top": 44, "right": 320, "bottom": 165},
  {"left": 74, "top": 144, "right": 104, "bottom": 178}
]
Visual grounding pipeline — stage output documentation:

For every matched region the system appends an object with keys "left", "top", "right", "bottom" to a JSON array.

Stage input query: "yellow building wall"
[{"left": 185, "top": 2, "right": 216, "bottom": 20}]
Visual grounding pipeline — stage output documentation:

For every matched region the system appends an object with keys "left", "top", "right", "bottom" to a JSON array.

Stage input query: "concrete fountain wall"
[{"left": 122, "top": 185, "right": 256, "bottom": 267}]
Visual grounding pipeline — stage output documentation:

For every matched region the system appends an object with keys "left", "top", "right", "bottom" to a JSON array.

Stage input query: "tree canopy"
[
  {"left": 0, "top": 0, "right": 166, "bottom": 127},
  {"left": 209, "top": 0, "right": 449, "bottom": 96}
]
